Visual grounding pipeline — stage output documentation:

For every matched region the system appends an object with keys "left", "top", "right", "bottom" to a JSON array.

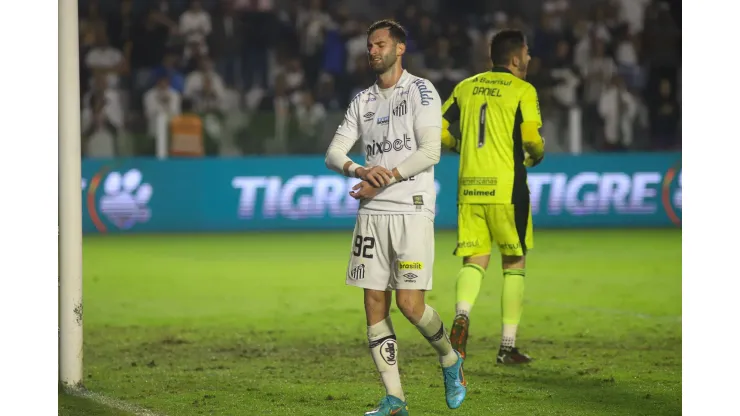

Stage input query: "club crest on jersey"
[
  {"left": 392, "top": 100, "right": 407, "bottom": 117},
  {"left": 363, "top": 112, "right": 375, "bottom": 122}
]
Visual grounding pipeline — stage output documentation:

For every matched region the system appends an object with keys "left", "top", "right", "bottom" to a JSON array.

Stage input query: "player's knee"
[
  {"left": 502, "top": 255, "right": 525, "bottom": 269},
  {"left": 464, "top": 255, "right": 490, "bottom": 270},
  {"left": 395, "top": 290, "right": 425, "bottom": 324},
  {"left": 364, "top": 289, "right": 391, "bottom": 325}
]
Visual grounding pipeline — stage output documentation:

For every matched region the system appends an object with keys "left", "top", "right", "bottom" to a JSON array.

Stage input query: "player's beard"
[
  {"left": 369, "top": 51, "right": 397, "bottom": 75},
  {"left": 519, "top": 62, "right": 528, "bottom": 79}
]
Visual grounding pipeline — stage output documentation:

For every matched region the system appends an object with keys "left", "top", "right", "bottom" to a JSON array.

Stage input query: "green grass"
[{"left": 60, "top": 229, "right": 681, "bottom": 415}]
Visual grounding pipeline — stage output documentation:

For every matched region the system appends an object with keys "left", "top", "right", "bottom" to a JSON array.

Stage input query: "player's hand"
[
  {"left": 524, "top": 152, "right": 544, "bottom": 167},
  {"left": 358, "top": 166, "right": 393, "bottom": 187},
  {"left": 349, "top": 181, "right": 380, "bottom": 200}
]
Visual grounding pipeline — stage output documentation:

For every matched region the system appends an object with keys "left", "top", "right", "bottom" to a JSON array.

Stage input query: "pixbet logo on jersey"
[
  {"left": 85, "top": 166, "right": 153, "bottom": 232},
  {"left": 365, "top": 134, "right": 413, "bottom": 156}
]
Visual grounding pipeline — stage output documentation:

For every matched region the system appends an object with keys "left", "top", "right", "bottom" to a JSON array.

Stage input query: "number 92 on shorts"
[{"left": 345, "top": 214, "right": 435, "bottom": 291}]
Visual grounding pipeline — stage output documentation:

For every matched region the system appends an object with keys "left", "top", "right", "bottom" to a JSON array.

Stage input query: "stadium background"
[{"left": 79, "top": 0, "right": 681, "bottom": 234}]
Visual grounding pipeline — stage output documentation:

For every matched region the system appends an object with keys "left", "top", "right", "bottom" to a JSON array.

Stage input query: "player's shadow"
[{"left": 467, "top": 365, "right": 680, "bottom": 416}]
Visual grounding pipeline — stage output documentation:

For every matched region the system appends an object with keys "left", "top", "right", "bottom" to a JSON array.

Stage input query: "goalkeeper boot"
[
  {"left": 442, "top": 350, "right": 467, "bottom": 409},
  {"left": 496, "top": 346, "right": 532, "bottom": 365},
  {"left": 364, "top": 395, "right": 409, "bottom": 416},
  {"left": 449, "top": 314, "right": 470, "bottom": 359}
]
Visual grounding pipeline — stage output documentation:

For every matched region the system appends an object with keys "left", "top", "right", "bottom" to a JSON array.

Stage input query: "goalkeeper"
[{"left": 439, "top": 29, "right": 544, "bottom": 365}]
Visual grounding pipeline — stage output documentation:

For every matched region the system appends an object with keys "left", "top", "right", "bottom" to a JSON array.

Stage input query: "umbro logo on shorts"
[{"left": 402, "top": 272, "right": 418, "bottom": 283}]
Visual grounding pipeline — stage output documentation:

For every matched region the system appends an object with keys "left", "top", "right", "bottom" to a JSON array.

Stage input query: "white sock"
[
  {"left": 502, "top": 324, "right": 518, "bottom": 348},
  {"left": 415, "top": 305, "right": 459, "bottom": 368},
  {"left": 368, "top": 316, "right": 405, "bottom": 401},
  {"left": 455, "top": 301, "right": 472, "bottom": 317}
]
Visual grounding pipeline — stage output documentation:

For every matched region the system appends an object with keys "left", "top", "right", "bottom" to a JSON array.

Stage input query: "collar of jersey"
[
  {"left": 371, "top": 69, "right": 410, "bottom": 94},
  {"left": 491, "top": 66, "right": 513, "bottom": 74}
]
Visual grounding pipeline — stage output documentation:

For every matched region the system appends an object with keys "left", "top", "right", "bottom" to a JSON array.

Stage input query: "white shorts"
[{"left": 345, "top": 214, "right": 435, "bottom": 291}]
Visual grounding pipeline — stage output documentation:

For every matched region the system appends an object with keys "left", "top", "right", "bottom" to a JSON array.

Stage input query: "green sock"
[
  {"left": 455, "top": 263, "right": 485, "bottom": 317},
  {"left": 501, "top": 268, "right": 525, "bottom": 347}
]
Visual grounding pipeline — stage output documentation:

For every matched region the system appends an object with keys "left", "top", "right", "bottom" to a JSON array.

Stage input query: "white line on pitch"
[{"left": 66, "top": 389, "right": 166, "bottom": 416}]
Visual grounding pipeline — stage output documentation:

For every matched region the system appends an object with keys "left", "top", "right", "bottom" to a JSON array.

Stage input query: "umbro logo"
[
  {"left": 363, "top": 112, "right": 375, "bottom": 122},
  {"left": 403, "top": 272, "right": 418, "bottom": 280}
]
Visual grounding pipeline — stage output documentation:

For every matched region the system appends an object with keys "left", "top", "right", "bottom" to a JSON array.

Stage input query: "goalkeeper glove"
[{"left": 523, "top": 137, "right": 545, "bottom": 167}]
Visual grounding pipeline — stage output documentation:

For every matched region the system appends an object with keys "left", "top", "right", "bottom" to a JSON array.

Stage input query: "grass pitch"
[{"left": 59, "top": 229, "right": 681, "bottom": 416}]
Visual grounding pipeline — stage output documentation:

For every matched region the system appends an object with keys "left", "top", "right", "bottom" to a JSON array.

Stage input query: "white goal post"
[{"left": 59, "top": 0, "right": 84, "bottom": 389}]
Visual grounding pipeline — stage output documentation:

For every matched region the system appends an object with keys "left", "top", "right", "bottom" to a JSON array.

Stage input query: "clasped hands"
[{"left": 349, "top": 166, "right": 394, "bottom": 200}]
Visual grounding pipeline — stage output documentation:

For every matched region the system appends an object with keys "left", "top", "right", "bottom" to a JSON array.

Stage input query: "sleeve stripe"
[{"left": 443, "top": 97, "right": 461, "bottom": 124}]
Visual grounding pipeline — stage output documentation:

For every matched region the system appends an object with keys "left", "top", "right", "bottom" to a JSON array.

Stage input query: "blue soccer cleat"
[
  {"left": 364, "top": 395, "right": 409, "bottom": 416},
  {"left": 442, "top": 350, "right": 467, "bottom": 409}
]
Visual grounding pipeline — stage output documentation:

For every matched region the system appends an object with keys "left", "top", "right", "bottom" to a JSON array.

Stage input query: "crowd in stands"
[{"left": 78, "top": 0, "right": 681, "bottom": 157}]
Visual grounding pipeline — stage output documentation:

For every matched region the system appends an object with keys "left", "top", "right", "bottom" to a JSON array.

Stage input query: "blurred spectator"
[
  {"left": 598, "top": 75, "right": 638, "bottom": 150},
  {"left": 240, "top": 0, "right": 276, "bottom": 90},
  {"left": 297, "top": 0, "right": 333, "bottom": 87},
  {"left": 649, "top": 78, "right": 680, "bottom": 150},
  {"left": 152, "top": 52, "right": 185, "bottom": 94},
  {"left": 83, "top": 72, "right": 125, "bottom": 130},
  {"left": 106, "top": 0, "right": 135, "bottom": 64},
  {"left": 345, "top": 20, "right": 368, "bottom": 74},
  {"left": 276, "top": 58, "right": 307, "bottom": 106},
  {"left": 444, "top": 21, "right": 472, "bottom": 70},
  {"left": 179, "top": 0, "right": 212, "bottom": 62},
  {"left": 80, "top": 0, "right": 681, "bottom": 156},
  {"left": 143, "top": 75, "right": 182, "bottom": 137},
  {"left": 614, "top": 32, "right": 642, "bottom": 90},
  {"left": 425, "top": 37, "right": 469, "bottom": 99},
  {"left": 613, "top": 0, "right": 651, "bottom": 35},
  {"left": 272, "top": 74, "right": 291, "bottom": 153},
  {"left": 581, "top": 38, "right": 617, "bottom": 145},
  {"left": 315, "top": 73, "right": 341, "bottom": 111},
  {"left": 294, "top": 90, "right": 327, "bottom": 153},
  {"left": 184, "top": 57, "right": 227, "bottom": 113},
  {"left": 209, "top": 0, "right": 244, "bottom": 88},
  {"left": 131, "top": 7, "right": 172, "bottom": 92},
  {"left": 549, "top": 40, "right": 581, "bottom": 146},
  {"left": 85, "top": 29, "right": 126, "bottom": 89},
  {"left": 79, "top": 0, "right": 106, "bottom": 44},
  {"left": 82, "top": 73, "right": 124, "bottom": 157},
  {"left": 412, "top": 14, "right": 438, "bottom": 60}
]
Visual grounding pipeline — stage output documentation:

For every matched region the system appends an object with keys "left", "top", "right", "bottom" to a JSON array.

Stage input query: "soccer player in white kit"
[{"left": 324, "top": 20, "right": 467, "bottom": 416}]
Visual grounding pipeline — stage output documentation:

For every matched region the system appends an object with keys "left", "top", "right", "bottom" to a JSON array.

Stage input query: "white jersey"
[{"left": 335, "top": 70, "right": 442, "bottom": 220}]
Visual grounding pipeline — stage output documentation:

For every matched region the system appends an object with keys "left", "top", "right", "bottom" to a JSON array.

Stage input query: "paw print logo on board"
[{"left": 98, "top": 169, "right": 153, "bottom": 230}]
